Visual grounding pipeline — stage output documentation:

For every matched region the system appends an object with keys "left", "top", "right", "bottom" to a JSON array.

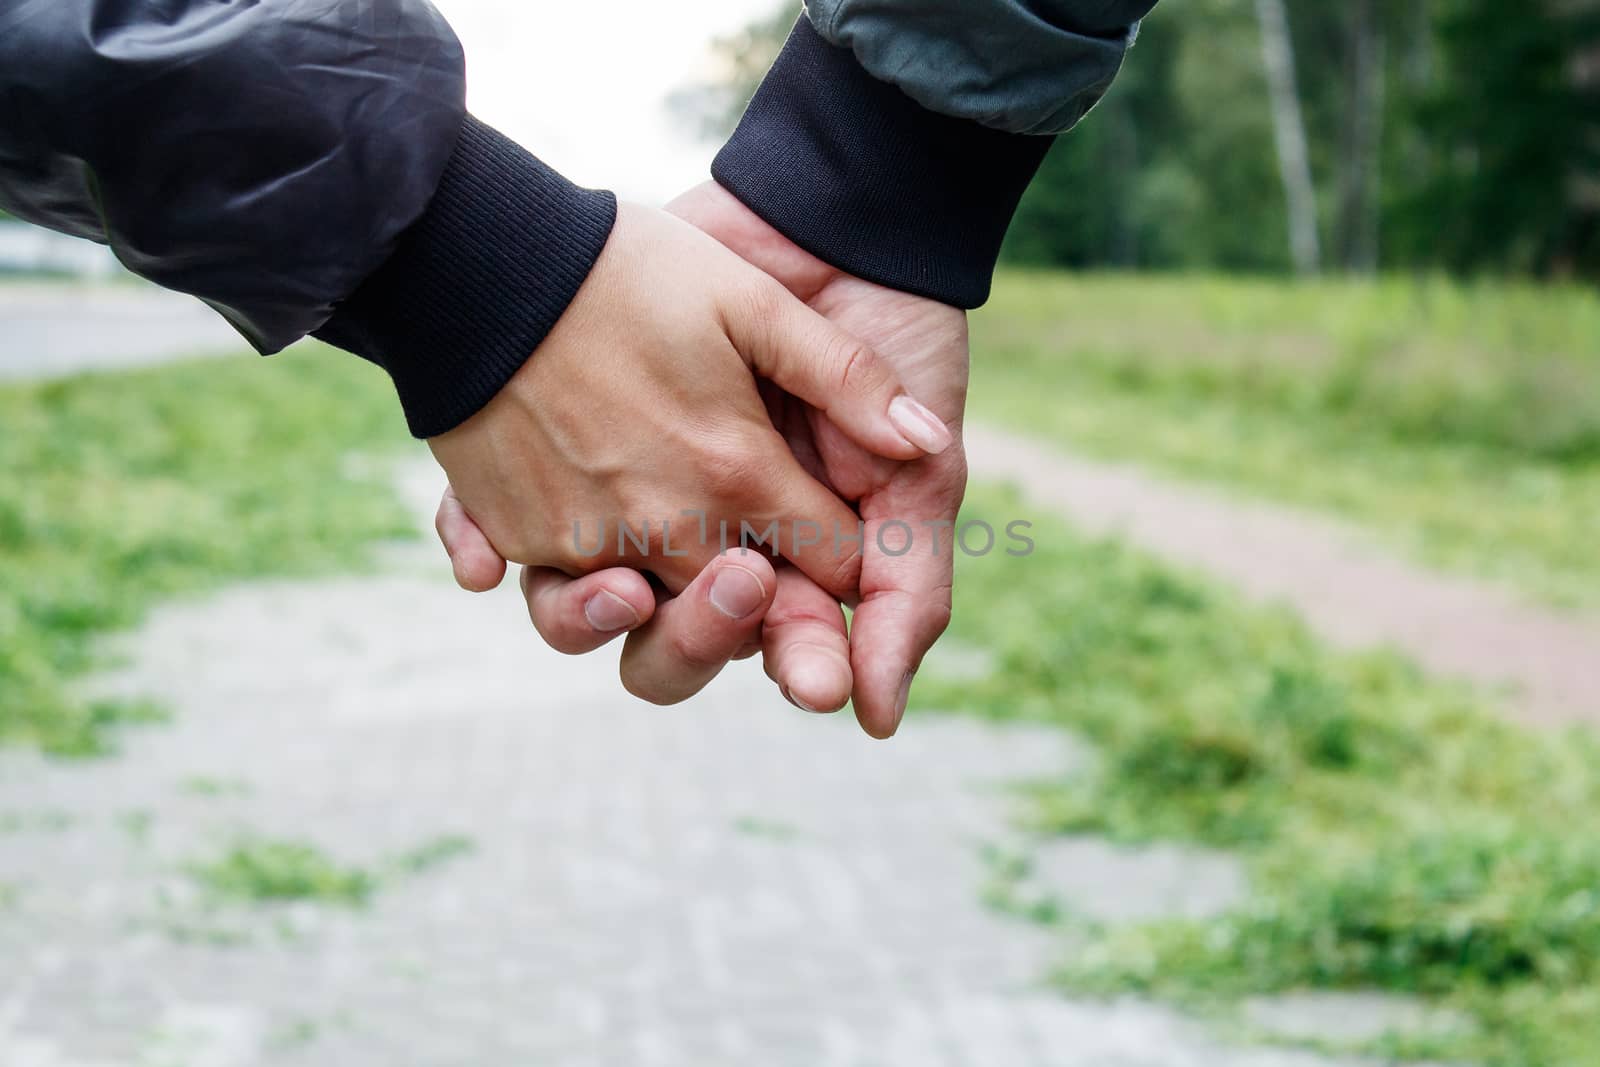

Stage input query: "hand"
[
  {"left": 673, "top": 184, "right": 970, "bottom": 738},
  {"left": 442, "top": 189, "right": 970, "bottom": 737},
  {"left": 429, "top": 202, "right": 952, "bottom": 603}
]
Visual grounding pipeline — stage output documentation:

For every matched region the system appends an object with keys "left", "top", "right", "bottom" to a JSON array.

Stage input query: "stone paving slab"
[{"left": 0, "top": 463, "right": 1406, "bottom": 1067}]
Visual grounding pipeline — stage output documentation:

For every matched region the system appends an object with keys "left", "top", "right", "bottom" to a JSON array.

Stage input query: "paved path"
[
  {"left": 0, "top": 284, "right": 248, "bottom": 380},
  {"left": 968, "top": 426, "right": 1600, "bottom": 728},
  {"left": 0, "top": 464, "right": 1405, "bottom": 1067}
]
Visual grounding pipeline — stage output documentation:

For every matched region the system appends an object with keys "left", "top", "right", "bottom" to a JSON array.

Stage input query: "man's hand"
[
  {"left": 440, "top": 189, "right": 971, "bottom": 736},
  {"left": 673, "top": 183, "right": 970, "bottom": 737},
  {"left": 429, "top": 202, "right": 952, "bottom": 604}
]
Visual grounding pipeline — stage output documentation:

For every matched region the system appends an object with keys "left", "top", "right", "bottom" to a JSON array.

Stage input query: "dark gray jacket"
[
  {"left": 0, "top": 0, "right": 1155, "bottom": 435},
  {"left": 809, "top": 0, "right": 1149, "bottom": 135}
]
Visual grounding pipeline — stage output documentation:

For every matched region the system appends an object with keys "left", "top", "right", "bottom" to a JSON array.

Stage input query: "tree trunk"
[
  {"left": 1254, "top": 0, "right": 1322, "bottom": 274},
  {"left": 1336, "top": 0, "right": 1386, "bottom": 272}
]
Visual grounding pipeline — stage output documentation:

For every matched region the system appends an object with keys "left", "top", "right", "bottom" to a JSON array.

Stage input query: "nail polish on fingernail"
[
  {"left": 584, "top": 590, "right": 639, "bottom": 633},
  {"left": 889, "top": 395, "right": 954, "bottom": 455},
  {"left": 709, "top": 565, "right": 768, "bottom": 620}
]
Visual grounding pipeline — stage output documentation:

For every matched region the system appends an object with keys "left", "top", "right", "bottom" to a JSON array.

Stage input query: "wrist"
[
  {"left": 315, "top": 117, "right": 616, "bottom": 438},
  {"left": 711, "top": 18, "right": 1053, "bottom": 310},
  {"left": 668, "top": 181, "right": 843, "bottom": 299}
]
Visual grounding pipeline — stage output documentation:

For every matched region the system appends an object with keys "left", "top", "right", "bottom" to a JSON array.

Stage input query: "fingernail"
[
  {"left": 889, "top": 396, "right": 953, "bottom": 455},
  {"left": 709, "top": 565, "right": 768, "bottom": 620},
  {"left": 781, "top": 686, "right": 821, "bottom": 714},
  {"left": 783, "top": 650, "right": 850, "bottom": 714},
  {"left": 893, "top": 670, "right": 915, "bottom": 733},
  {"left": 584, "top": 590, "right": 640, "bottom": 633}
]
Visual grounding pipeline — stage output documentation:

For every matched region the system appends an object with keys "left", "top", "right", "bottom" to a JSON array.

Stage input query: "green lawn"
[
  {"left": 970, "top": 272, "right": 1600, "bottom": 607},
  {"left": 0, "top": 344, "right": 416, "bottom": 755},
  {"left": 925, "top": 485, "right": 1600, "bottom": 1066}
]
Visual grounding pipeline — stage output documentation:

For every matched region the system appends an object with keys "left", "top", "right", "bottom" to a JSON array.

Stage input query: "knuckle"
[
  {"left": 765, "top": 601, "right": 843, "bottom": 633},
  {"left": 813, "top": 545, "right": 861, "bottom": 600},
  {"left": 729, "top": 277, "right": 786, "bottom": 355},
  {"left": 701, "top": 438, "right": 777, "bottom": 504},
  {"left": 432, "top": 489, "right": 458, "bottom": 540},
  {"left": 939, "top": 459, "right": 971, "bottom": 506},
  {"left": 920, "top": 585, "right": 956, "bottom": 645},
  {"left": 547, "top": 528, "right": 612, "bottom": 576},
  {"left": 739, "top": 275, "right": 787, "bottom": 325},
  {"left": 831, "top": 338, "right": 882, "bottom": 397}
]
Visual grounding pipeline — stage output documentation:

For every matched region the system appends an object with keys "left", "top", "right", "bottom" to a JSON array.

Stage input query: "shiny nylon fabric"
[
  {"left": 0, "top": 0, "right": 466, "bottom": 352},
  {"left": 804, "top": 0, "right": 1159, "bottom": 136}
]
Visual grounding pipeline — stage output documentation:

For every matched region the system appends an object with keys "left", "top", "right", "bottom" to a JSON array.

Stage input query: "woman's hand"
[{"left": 428, "top": 203, "right": 951, "bottom": 602}]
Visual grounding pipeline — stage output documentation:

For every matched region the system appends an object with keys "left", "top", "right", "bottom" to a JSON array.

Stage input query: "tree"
[
  {"left": 700, "top": 0, "right": 1599, "bottom": 279},
  {"left": 1254, "top": 0, "right": 1322, "bottom": 274},
  {"left": 1334, "top": 0, "right": 1385, "bottom": 272},
  {"left": 1387, "top": 0, "right": 1600, "bottom": 275}
]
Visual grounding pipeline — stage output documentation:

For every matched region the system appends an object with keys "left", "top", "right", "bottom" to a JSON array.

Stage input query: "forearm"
[
  {"left": 714, "top": 1, "right": 1159, "bottom": 309},
  {"left": 0, "top": 0, "right": 614, "bottom": 437},
  {"left": 0, "top": 0, "right": 468, "bottom": 351},
  {"left": 311, "top": 119, "right": 614, "bottom": 437}
]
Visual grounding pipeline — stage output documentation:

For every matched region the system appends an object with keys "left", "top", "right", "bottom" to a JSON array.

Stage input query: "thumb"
[
  {"left": 724, "top": 279, "right": 953, "bottom": 462},
  {"left": 435, "top": 485, "right": 509, "bottom": 593}
]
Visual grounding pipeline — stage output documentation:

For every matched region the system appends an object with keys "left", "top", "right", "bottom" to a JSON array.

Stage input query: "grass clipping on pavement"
[
  {"left": 0, "top": 344, "right": 415, "bottom": 756},
  {"left": 928, "top": 485, "right": 1600, "bottom": 1067}
]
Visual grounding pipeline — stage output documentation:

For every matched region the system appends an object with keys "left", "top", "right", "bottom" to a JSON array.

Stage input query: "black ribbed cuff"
[
  {"left": 712, "top": 19, "right": 1053, "bottom": 310},
  {"left": 315, "top": 116, "right": 617, "bottom": 438}
]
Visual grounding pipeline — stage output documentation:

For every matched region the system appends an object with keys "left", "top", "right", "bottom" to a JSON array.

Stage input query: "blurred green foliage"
[
  {"left": 191, "top": 837, "right": 379, "bottom": 907},
  {"left": 0, "top": 345, "right": 415, "bottom": 756},
  {"left": 189, "top": 833, "right": 474, "bottom": 907},
  {"left": 712, "top": 0, "right": 1600, "bottom": 278},
  {"left": 971, "top": 271, "right": 1600, "bottom": 604},
  {"left": 1009, "top": 0, "right": 1600, "bottom": 277},
  {"left": 927, "top": 486, "right": 1600, "bottom": 1064}
]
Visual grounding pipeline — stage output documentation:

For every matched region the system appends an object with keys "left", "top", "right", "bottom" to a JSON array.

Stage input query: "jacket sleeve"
[
  {"left": 0, "top": 1, "right": 615, "bottom": 438},
  {"left": 712, "top": 1, "right": 1157, "bottom": 308},
  {"left": 807, "top": 0, "right": 1156, "bottom": 137}
]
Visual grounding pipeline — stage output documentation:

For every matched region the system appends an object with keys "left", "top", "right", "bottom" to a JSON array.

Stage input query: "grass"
[
  {"left": 920, "top": 485, "right": 1600, "bottom": 1065},
  {"left": 387, "top": 833, "right": 476, "bottom": 876},
  {"left": 0, "top": 809, "right": 73, "bottom": 833},
  {"left": 0, "top": 344, "right": 416, "bottom": 755},
  {"left": 188, "top": 833, "right": 473, "bottom": 908},
  {"left": 730, "top": 815, "right": 804, "bottom": 841},
  {"left": 191, "top": 838, "right": 379, "bottom": 906},
  {"left": 970, "top": 272, "right": 1600, "bottom": 606},
  {"left": 177, "top": 776, "right": 252, "bottom": 798}
]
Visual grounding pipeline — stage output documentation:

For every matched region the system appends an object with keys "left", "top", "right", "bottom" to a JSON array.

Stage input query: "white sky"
[{"left": 429, "top": 0, "right": 785, "bottom": 204}]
